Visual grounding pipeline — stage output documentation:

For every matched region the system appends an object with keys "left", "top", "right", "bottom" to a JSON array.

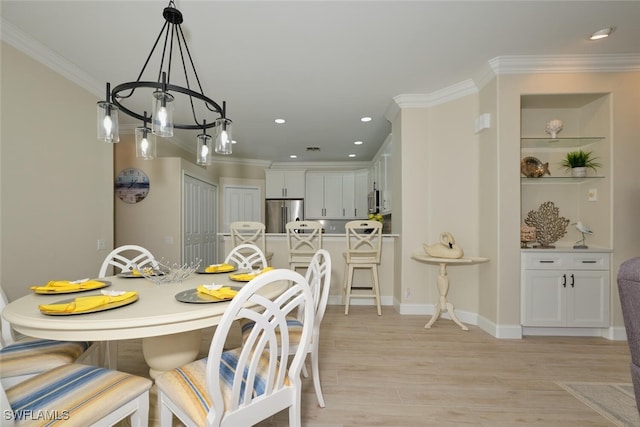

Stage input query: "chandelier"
[{"left": 96, "top": 0, "right": 232, "bottom": 164}]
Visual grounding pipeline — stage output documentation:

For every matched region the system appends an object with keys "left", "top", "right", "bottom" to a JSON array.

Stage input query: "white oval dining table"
[{"left": 2, "top": 272, "right": 288, "bottom": 378}]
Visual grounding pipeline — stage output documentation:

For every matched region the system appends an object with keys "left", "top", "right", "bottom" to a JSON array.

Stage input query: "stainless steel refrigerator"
[{"left": 265, "top": 199, "right": 304, "bottom": 233}]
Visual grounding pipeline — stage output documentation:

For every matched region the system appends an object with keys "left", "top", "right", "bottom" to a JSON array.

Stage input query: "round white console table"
[{"left": 412, "top": 252, "right": 489, "bottom": 331}]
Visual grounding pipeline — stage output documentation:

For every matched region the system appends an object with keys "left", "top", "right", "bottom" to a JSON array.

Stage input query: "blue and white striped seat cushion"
[
  {"left": 156, "top": 347, "right": 288, "bottom": 426},
  {"left": 5, "top": 363, "right": 151, "bottom": 425},
  {"left": 0, "top": 338, "right": 90, "bottom": 378},
  {"left": 240, "top": 318, "right": 304, "bottom": 347}
]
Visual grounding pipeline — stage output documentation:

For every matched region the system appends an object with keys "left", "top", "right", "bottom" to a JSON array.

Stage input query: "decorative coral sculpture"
[
  {"left": 524, "top": 201, "right": 569, "bottom": 248},
  {"left": 545, "top": 119, "right": 563, "bottom": 139}
]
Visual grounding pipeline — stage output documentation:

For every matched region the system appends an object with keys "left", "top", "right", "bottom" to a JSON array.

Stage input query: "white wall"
[{"left": 1, "top": 42, "right": 114, "bottom": 300}]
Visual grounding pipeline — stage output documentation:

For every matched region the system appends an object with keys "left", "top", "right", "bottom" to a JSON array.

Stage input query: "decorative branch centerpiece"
[{"left": 524, "top": 201, "right": 569, "bottom": 248}]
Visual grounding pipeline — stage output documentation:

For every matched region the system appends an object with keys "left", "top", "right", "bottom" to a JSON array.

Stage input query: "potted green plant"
[{"left": 560, "top": 150, "right": 602, "bottom": 177}]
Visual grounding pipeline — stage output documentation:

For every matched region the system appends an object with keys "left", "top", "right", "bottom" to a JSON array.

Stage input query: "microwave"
[{"left": 368, "top": 190, "right": 380, "bottom": 214}]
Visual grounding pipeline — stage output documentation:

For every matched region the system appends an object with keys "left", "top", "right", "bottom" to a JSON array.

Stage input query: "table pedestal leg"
[
  {"left": 142, "top": 330, "right": 202, "bottom": 379},
  {"left": 424, "top": 262, "right": 469, "bottom": 331}
]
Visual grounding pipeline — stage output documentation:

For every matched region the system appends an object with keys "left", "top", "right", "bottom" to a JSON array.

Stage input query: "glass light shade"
[
  {"left": 97, "top": 101, "right": 119, "bottom": 143},
  {"left": 151, "top": 90, "right": 175, "bottom": 137},
  {"left": 196, "top": 133, "right": 212, "bottom": 166},
  {"left": 214, "top": 118, "right": 233, "bottom": 155},
  {"left": 135, "top": 126, "right": 156, "bottom": 160}
]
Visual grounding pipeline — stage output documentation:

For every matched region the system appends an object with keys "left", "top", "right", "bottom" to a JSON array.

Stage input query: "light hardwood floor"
[{"left": 117, "top": 305, "right": 633, "bottom": 426}]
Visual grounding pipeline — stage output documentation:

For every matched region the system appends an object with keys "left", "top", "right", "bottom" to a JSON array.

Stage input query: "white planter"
[{"left": 571, "top": 167, "right": 587, "bottom": 178}]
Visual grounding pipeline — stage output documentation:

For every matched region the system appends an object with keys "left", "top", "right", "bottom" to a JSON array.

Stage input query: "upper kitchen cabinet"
[
  {"left": 306, "top": 171, "right": 366, "bottom": 219},
  {"left": 265, "top": 170, "right": 305, "bottom": 199},
  {"left": 520, "top": 93, "right": 611, "bottom": 249},
  {"left": 371, "top": 134, "right": 393, "bottom": 214}
]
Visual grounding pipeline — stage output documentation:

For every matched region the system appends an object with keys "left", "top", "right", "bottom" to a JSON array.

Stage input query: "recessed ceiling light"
[
  {"left": 348, "top": 154, "right": 356, "bottom": 158},
  {"left": 275, "top": 118, "right": 286, "bottom": 124},
  {"left": 289, "top": 154, "right": 297, "bottom": 159},
  {"left": 360, "top": 117, "right": 372, "bottom": 122},
  {"left": 590, "top": 27, "right": 615, "bottom": 40},
  {"left": 231, "top": 140, "right": 237, "bottom": 144},
  {"left": 354, "top": 141, "right": 363, "bottom": 145}
]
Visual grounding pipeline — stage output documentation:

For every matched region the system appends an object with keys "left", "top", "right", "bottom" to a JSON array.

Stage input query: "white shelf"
[{"left": 521, "top": 137, "right": 605, "bottom": 149}]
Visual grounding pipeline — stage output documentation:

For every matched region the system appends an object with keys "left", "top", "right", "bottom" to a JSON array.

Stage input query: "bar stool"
[
  {"left": 343, "top": 220, "right": 382, "bottom": 315},
  {"left": 286, "top": 220, "right": 323, "bottom": 273}
]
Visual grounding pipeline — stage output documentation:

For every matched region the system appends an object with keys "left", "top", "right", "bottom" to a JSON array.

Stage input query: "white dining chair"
[
  {"left": 98, "top": 244, "right": 158, "bottom": 278},
  {"left": 97, "top": 245, "right": 158, "bottom": 369},
  {"left": 0, "top": 286, "right": 99, "bottom": 387},
  {"left": 343, "top": 220, "right": 383, "bottom": 315},
  {"left": 155, "top": 268, "right": 314, "bottom": 427},
  {"left": 286, "top": 220, "right": 323, "bottom": 273},
  {"left": 224, "top": 243, "right": 268, "bottom": 271},
  {"left": 229, "top": 221, "right": 273, "bottom": 262},
  {"left": 241, "top": 249, "right": 332, "bottom": 407},
  {"left": 2, "top": 363, "right": 151, "bottom": 426}
]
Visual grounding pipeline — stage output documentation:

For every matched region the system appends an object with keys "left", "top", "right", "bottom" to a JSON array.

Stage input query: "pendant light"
[
  {"left": 135, "top": 111, "right": 157, "bottom": 160},
  {"left": 151, "top": 72, "right": 174, "bottom": 137},
  {"left": 196, "top": 120, "right": 212, "bottom": 166},
  {"left": 97, "top": 83, "right": 119, "bottom": 143}
]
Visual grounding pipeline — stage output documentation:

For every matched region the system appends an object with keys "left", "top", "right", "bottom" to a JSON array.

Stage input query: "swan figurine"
[{"left": 423, "top": 232, "right": 464, "bottom": 259}]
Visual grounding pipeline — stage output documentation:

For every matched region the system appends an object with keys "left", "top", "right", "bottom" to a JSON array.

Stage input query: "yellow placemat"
[
  {"left": 30, "top": 280, "right": 107, "bottom": 294},
  {"left": 196, "top": 285, "right": 238, "bottom": 299},
  {"left": 229, "top": 266, "right": 274, "bottom": 281},
  {"left": 38, "top": 291, "right": 138, "bottom": 314},
  {"left": 204, "top": 263, "right": 235, "bottom": 273}
]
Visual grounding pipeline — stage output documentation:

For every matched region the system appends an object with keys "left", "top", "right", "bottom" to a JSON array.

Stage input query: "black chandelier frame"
[{"left": 109, "top": 0, "right": 226, "bottom": 131}]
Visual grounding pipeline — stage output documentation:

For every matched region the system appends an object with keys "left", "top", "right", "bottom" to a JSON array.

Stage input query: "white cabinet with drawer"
[{"left": 521, "top": 251, "right": 610, "bottom": 328}]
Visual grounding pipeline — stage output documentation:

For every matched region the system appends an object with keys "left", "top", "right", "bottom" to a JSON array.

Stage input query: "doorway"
[
  {"left": 223, "top": 186, "right": 261, "bottom": 232},
  {"left": 183, "top": 174, "right": 217, "bottom": 266}
]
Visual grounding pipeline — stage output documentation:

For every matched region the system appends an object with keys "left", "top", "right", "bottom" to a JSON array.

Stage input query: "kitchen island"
[{"left": 219, "top": 233, "right": 398, "bottom": 307}]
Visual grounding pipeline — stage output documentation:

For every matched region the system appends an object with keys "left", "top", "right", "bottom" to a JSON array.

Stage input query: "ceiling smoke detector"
[{"left": 306, "top": 147, "right": 321, "bottom": 152}]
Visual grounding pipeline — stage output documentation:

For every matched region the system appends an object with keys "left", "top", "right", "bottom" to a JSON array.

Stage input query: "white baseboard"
[{"left": 327, "top": 298, "right": 626, "bottom": 341}]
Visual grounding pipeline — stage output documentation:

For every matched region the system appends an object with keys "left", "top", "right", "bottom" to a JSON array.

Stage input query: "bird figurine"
[{"left": 573, "top": 221, "right": 593, "bottom": 249}]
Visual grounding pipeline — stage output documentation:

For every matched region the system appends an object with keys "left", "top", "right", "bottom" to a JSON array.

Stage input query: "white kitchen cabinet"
[
  {"left": 354, "top": 169, "right": 369, "bottom": 218},
  {"left": 370, "top": 134, "right": 392, "bottom": 214},
  {"left": 265, "top": 170, "right": 305, "bottom": 199},
  {"left": 305, "top": 171, "right": 362, "bottom": 219},
  {"left": 521, "top": 251, "right": 610, "bottom": 328}
]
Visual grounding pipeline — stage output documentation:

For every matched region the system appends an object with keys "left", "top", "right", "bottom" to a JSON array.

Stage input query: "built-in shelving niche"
[{"left": 520, "top": 93, "right": 611, "bottom": 249}]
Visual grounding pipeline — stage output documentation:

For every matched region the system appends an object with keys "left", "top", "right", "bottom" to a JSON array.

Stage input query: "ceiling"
[{"left": 2, "top": 1, "right": 639, "bottom": 163}]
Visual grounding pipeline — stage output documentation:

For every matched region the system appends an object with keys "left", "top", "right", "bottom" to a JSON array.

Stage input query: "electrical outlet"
[
  {"left": 96, "top": 239, "right": 106, "bottom": 250},
  {"left": 405, "top": 287, "right": 411, "bottom": 299},
  {"left": 588, "top": 188, "right": 598, "bottom": 202}
]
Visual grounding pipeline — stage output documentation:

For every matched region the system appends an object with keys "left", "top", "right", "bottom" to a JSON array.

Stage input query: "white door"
[
  {"left": 183, "top": 175, "right": 217, "bottom": 267},
  {"left": 223, "top": 186, "right": 260, "bottom": 232}
]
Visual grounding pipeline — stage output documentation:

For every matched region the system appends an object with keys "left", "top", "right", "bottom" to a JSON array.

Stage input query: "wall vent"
[{"left": 306, "top": 146, "right": 321, "bottom": 152}]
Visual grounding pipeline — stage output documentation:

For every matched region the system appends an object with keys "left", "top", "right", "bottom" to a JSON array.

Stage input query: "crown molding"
[
  {"left": 1, "top": 18, "right": 103, "bottom": 98},
  {"left": 385, "top": 79, "right": 478, "bottom": 121},
  {"left": 268, "top": 161, "right": 370, "bottom": 170},
  {"left": 489, "top": 53, "right": 640, "bottom": 74}
]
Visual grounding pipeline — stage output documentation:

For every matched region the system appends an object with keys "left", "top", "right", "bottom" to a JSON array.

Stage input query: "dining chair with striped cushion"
[
  {"left": 0, "top": 286, "right": 98, "bottom": 387},
  {"left": 1, "top": 363, "right": 151, "bottom": 426},
  {"left": 241, "top": 249, "right": 332, "bottom": 407},
  {"left": 155, "top": 268, "right": 314, "bottom": 427}
]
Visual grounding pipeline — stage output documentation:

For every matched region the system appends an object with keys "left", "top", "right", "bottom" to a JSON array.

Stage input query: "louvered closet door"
[{"left": 183, "top": 175, "right": 218, "bottom": 266}]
